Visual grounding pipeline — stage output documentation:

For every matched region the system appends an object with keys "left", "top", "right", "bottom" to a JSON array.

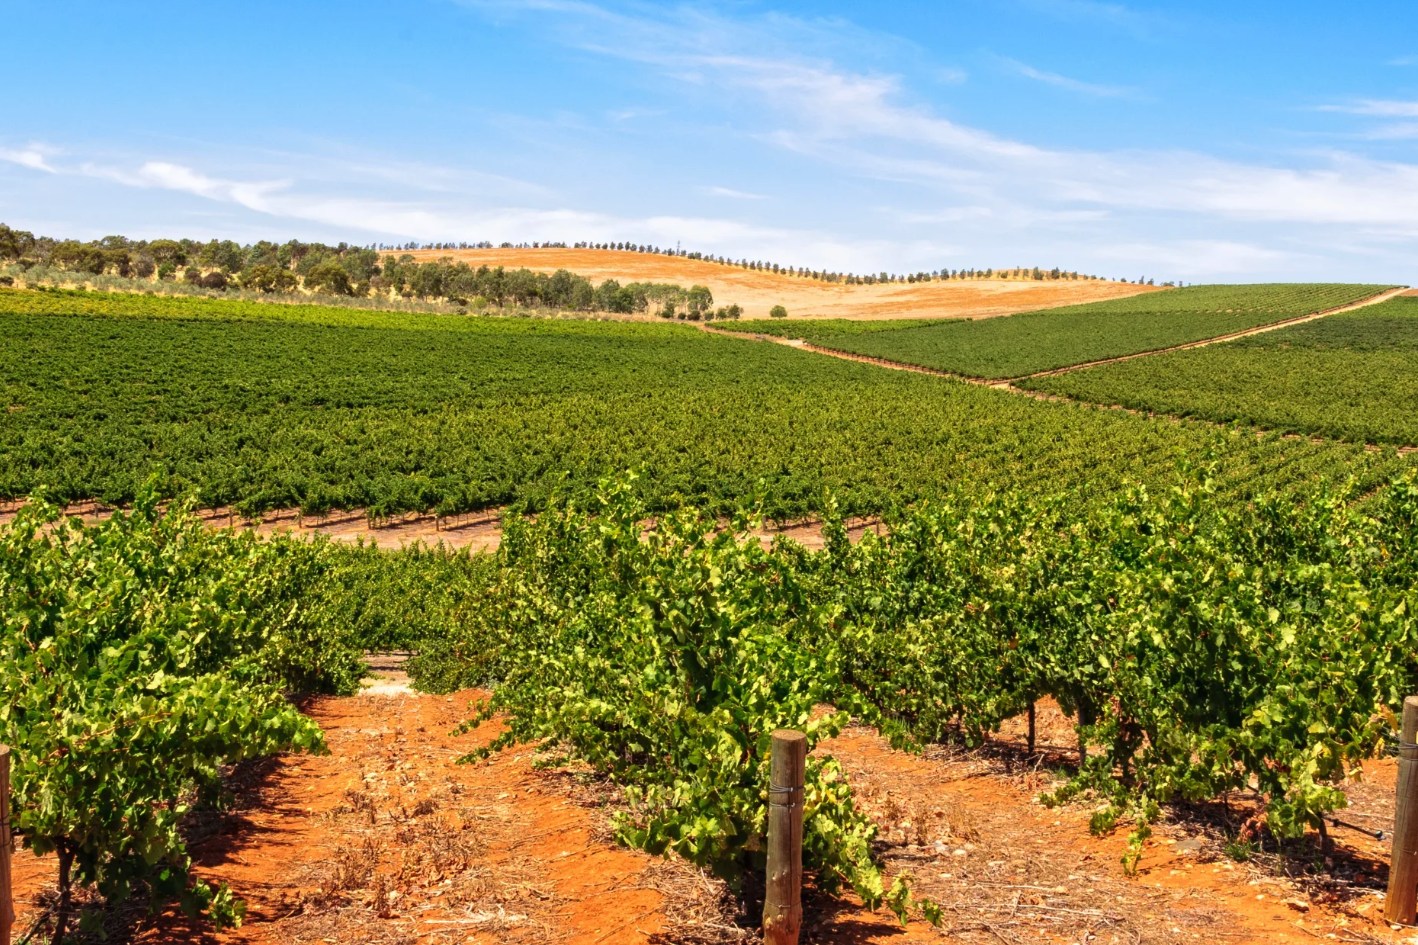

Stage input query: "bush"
[
  {"left": 410, "top": 477, "right": 932, "bottom": 921},
  {"left": 0, "top": 492, "right": 362, "bottom": 939},
  {"left": 770, "top": 304, "right": 788, "bottom": 318}
]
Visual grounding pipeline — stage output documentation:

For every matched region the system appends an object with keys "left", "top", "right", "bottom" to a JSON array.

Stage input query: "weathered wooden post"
[
  {"left": 764, "top": 730, "right": 806, "bottom": 945},
  {"left": 1, "top": 745, "right": 13, "bottom": 945},
  {"left": 1387, "top": 697, "right": 1418, "bottom": 924}
]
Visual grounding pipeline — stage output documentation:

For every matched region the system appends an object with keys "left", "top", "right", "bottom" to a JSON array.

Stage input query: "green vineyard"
[
  {"left": 4, "top": 281, "right": 1418, "bottom": 938},
  {"left": 3, "top": 288, "right": 1404, "bottom": 521},
  {"left": 409, "top": 468, "right": 1418, "bottom": 885},
  {"left": 1027, "top": 294, "right": 1418, "bottom": 446},
  {"left": 725, "top": 283, "right": 1394, "bottom": 379},
  {"left": 9, "top": 7, "right": 1418, "bottom": 940}
]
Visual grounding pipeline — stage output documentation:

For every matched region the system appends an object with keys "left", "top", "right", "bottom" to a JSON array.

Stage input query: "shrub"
[
  {"left": 0, "top": 492, "right": 362, "bottom": 939},
  {"left": 411, "top": 477, "right": 932, "bottom": 921}
]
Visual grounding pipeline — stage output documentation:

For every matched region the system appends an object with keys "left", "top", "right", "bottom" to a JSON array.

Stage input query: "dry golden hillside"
[{"left": 400, "top": 247, "right": 1161, "bottom": 320}]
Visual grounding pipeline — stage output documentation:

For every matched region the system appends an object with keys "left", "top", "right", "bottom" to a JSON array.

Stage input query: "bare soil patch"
[
  {"left": 401, "top": 248, "right": 1157, "bottom": 321},
  {"left": 8, "top": 681, "right": 1404, "bottom": 944},
  {"left": 823, "top": 700, "right": 1404, "bottom": 944}
]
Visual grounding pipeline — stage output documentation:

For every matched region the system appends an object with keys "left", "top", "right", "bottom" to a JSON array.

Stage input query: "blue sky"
[{"left": 2, "top": 0, "right": 1416, "bottom": 281}]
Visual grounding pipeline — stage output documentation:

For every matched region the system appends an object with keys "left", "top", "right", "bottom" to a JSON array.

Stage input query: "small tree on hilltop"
[{"left": 769, "top": 304, "right": 788, "bottom": 318}]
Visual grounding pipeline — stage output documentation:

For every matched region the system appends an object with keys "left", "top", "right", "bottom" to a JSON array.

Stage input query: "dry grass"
[
  {"left": 282, "top": 773, "right": 548, "bottom": 945},
  {"left": 401, "top": 247, "right": 1158, "bottom": 321}
]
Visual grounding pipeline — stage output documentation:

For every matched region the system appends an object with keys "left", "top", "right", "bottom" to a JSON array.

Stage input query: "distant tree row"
[
  {"left": 383, "top": 237, "right": 1153, "bottom": 285},
  {"left": 0, "top": 225, "right": 385, "bottom": 294},
  {"left": 380, "top": 254, "right": 737, "bottom": 319},
  {"left": 0, "top": 225, "right": 747, "bottom": 319},
  {"left": 0, "top": 223, "right": 1167, "bottom": 307}
]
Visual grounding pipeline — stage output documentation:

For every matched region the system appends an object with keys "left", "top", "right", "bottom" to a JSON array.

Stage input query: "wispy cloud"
[
  {"left": 0, "top": 144, "right": 58, "bottom": 173},
  {"left": 3, "top": 148, "right": 916, "bottom": 273},
  {"left": 1364, "top": 122, "right": 1418, "bottom": 140},
  {"left": 606, "top": 106, "right": 664, "bottom": 123},
  {"left": 3, "top": 1, "right": 1415, "bottom": 282},
  {"left": 701, "top": 185, "right": 767, "bottom": 200},
  {"left": 1095, "top": 239, "right": 1294, "bottom": 277},
  {"left": 1389, "top": 54, "right": 1418, "bottom": 67},
  {"left": 1013, "top": 0, "right": 1163, "bottom": 34},
  {"left": 1321, "top": 99, "right": 1418, "bottom": 118},
  {"left": 469, "top": 2, "right": 1418, "bottom": 231},
  {"left": 81, "top": 160, "right": 288, "bottom": 206},
  {"left": 996, "top": 55, "right": 1137, "bottom": 98},
  {"left": 1318, "top": 99, "right": 1418, "bottom": 142}
]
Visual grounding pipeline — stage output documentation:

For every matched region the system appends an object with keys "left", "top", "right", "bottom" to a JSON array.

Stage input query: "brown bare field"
[{"left": 400, "top": 247, "right": 1160, "bottom": 320}]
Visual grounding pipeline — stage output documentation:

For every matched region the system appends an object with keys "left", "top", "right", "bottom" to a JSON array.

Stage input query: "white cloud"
[
  {"left": 79, "top": 160, "right": 290, "bottom": 210},
  {"left": 1322, "top": 99, "right": 1418, "bottom": 118},
  {"left": 1389, "top": 55, "right": 1418, "bottom": 67},
  {"left": 466, "top": 2, "right": 1418, "bottom": 233},
  {"left": 0, "top": 145, "right": 58, "bottom": 173},
  {"left": 1365, "top": 122, "right": 1418, "bottom": 140},
  {"left": 2, "top": 2, "right": 1415, "bottom": 282},
  {"left": 1014, "top": 0, "right": 1164, "bottom": 34},
  {"left": 701, "top": 185, "right": 767, "bottom": 200},
  {"left": 997, "top": 56, "right": 1136, "bottom": 98},
  {"left": 1094, "top": 239, "right": 1293, "bottom": 277},
  {"left": 9, "top": 148, "right": 932, "bottom": 273},
  {"left": 1316, "top": 100, "right": 1418, "bottom": 145},
  {"left": 606, "top": 106, "right": 664, "bottom": 123}
]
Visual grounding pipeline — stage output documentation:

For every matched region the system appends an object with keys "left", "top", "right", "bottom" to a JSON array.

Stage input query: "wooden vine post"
[
  {"left": 1388, "top": 698, "right": 1418, "bottom": 924},
  {"left": 1, "top": 745, "right": 13, "bottom": 945},
  {"left": 764, "top": 730, "right": 806, "bottom": 945}
]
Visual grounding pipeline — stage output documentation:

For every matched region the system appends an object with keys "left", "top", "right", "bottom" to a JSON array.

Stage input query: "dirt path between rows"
[
  {"left": 0, "top": 500, "right": 883, "bottom": 554},
  {"left": 704, "top": 287, "right": 1418, "bottom": 457},
  {"left": 1017, "top": 286, "right": 1410, "bottom": 381},
  {"left": 700, "top": 327, "right": 991, "bottom": 386},
  {"left": 8, "top": 664, "right": 1405, "bottom": 944},
  {"left": 707, "top": 286, "right": 1408, "bottom": 388}
]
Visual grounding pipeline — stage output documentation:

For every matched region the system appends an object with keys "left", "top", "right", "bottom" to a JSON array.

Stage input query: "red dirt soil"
[
  {"left": 8, "top": 676, "right": 1406, "bottom": 945},
  {"left": 399, "top": 248, "right": 1159, "bottom": 321},
  {"left": 0, "top": 501, "right": 879, "bottom": 554}
]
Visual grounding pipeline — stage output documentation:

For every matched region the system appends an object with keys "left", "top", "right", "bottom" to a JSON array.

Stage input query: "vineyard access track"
[
  {"left": 703, "top": 284, "right": 1417, "bottom": 458},
  {"left": 1016, "top": 285, "right": 1411, "bottom": 381}
]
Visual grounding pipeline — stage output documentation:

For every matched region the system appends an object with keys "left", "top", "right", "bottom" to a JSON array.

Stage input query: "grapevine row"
[
  {"left": 2, "top": 288, "right": 1408, "bottom": 524},
  {"left": 724, "top": 283, "right": 1395, "bottom": 379},
  {"left": 1028, "top": 294, "right": 1418, "bottom": 447}
]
